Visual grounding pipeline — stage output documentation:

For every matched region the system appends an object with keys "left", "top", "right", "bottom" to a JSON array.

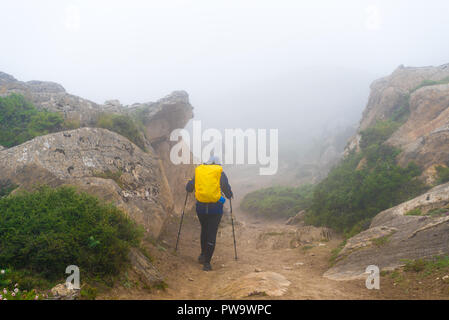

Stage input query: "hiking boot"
[
  {"left": 202, "top": 262, "right": 212, "bottom": 271},
  {"left": 198, "top": 254, "right": 206, "bottom": 264}
]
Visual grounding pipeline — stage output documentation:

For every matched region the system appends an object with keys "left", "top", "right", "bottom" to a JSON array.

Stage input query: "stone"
[
  {"left": 50, "top": 283, "right": 80, "bottom": 300},
  {"left": 324, "top": 182, "right": 449, "bottom": 280},
  {"left": 219, "top": 272, "right": 291, "bottom": 298},
  {"left": 127, "top": 248, "right": 164, "bottom": 287}
]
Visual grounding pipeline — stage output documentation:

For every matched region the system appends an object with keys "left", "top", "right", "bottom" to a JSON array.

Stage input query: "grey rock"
[
  {"left": 127, "top": 248, "right": 164, "bottom": 287},
  {"left": 50, "top": 283, "right": 80, "bottom": 300},
  {"left": 324, "top": 182, "right": 449, "bottom": 280}
]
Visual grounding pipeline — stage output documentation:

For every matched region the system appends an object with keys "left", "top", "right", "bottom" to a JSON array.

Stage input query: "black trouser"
[{"left": 197, "top": 212, "right": 223, "bottom": 264}]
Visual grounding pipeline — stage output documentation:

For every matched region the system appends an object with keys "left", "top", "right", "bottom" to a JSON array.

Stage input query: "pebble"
[
  {"left": 442, "top": 275, "right": 449, "bottom": 280},
  {"left": 254, "top": 268, "right": 262, "bottom": 272},
  {"left": 188, "top": 278, "right": 194, "bottom": 281},
  {"left": 283, "top": 266, "right": 293, "bottom": 270},
  {"left": 294, "top": 262, "right": 304, "bottom": 266}
]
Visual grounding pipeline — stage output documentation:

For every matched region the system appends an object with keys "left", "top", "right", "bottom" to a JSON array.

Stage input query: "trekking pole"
[
  {"left": 229, "top": 198, "right": 238, "bottom": 260},
  {"left": 175, "top": 192, "right": 189, "bottom": 252}
]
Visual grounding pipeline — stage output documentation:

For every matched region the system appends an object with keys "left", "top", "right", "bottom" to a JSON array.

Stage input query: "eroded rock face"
[
  {"left": 0, "top": 127, "right": 173, "bottom": 238},
  {"left": 0, "top": 71, "right": 195, "bottom": 215},
  {"left": 324, "top": 182, "right": 449, "bottom": 280},
  {"left": 0, "top": 71, "right": 196, "bottom": 233},
  {"left": 344, "top": 64, "right": 449, "bottom": 181}
]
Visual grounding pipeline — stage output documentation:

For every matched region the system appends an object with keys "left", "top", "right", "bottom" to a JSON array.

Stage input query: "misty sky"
[{"left": 1, "top": 0, "right": 449, "bottom": 144}]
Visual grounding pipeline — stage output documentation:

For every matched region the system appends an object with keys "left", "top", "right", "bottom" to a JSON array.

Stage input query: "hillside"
[{"left": 323, "top": 63, "right": 449, "bottom": 279}]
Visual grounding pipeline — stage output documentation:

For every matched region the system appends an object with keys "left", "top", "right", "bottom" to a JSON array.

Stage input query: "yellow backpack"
[{"left": 194, "top": 164, "right": 223, "bottom": 203}]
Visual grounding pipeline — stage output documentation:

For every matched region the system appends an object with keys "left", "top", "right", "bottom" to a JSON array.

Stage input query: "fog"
[{"left": 1, "top": 0, "right": 449, "bottom": 148}]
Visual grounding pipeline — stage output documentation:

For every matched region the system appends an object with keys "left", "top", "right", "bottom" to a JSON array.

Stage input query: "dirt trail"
[
  {"left": 101, "top": 203, "right": 384, "bottom": 300},
  {"left": 97, "top": 174, "right": 447, "bottom": 300}
]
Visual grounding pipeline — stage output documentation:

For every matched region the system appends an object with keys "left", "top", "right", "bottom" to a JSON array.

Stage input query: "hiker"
[{"left": 186, "top": 155, "right": 233, "bottom": 271}]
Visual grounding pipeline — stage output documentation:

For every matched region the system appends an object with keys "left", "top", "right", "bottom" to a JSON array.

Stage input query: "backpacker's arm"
[{"left": 220, "top": 172, "right": 233, "bottom": 199}]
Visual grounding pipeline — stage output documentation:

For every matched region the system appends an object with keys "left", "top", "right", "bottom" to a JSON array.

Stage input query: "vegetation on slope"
[
  {"left": 305, "top": 120, "right": 428, "bottom": 236},
  {"left": 410, "top": 76, "right": 449, "bottom": 93},
  {"left": 240, "top": 185, "right": 314, "bottom": 219},
  {"left": 0, "top": 186, "right": 142, "bottom": 289},
  {"left": 95, "top": 113, "right": 147, "bottom": 151},
  {"left": 436, "top": 165, "right": 449, "bottom": 184},
  {"left": 0, "top": 94, "right": 64, "bottom": 148}
]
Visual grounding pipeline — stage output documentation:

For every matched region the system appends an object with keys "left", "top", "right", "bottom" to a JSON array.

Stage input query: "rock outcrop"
[
  {"left": 325, "top": 63, "right": 449, "bottom": 280},
  {"left": 345, "top": 63, "right": 449, "bottom": 181},
  {"left": 0, "top": 127, "right": 172, "bottom": 237},
  {"left": 324, "top": 182, "right": 449, "bottom": 280},
  {"left": 0, "top": 71, "right": 195, "bottom": 237}
]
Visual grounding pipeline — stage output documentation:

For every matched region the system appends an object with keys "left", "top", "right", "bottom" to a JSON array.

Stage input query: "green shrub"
[
  {"left": 403, "top": 256, "right": 449, "bottom": 274},
  {"left": 435, "top": 165, "right": 449, "bottom": 184},
  {"left": 240, "top": 184, "right": 314, "bottom": 218},
  {"left": 0, "top": 186, "right": 142, "bottom": 283},
  {"left": 0, "top": 94, "right": 63, "bottom": 147},
  {"left": 96, "top": 113, "right": 147, "bottom": 151},
  {"left": 359, "top": 120, "right": 400, "bottom": 150},
  {"left": 305, "top": 144, "right": 427, "bottom": 234}
]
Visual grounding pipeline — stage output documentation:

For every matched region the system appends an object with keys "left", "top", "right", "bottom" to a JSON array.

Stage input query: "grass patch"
[
  {"left": 405, "top": 208, "right": 423, "bottom": 216},
  {"left": 410, "top": 76, "right": 449, "bottom": 93},
  {"left": 428, "top": 207, "right": 449, "bottom": 217},
  {"left": 403, "top": 256, "right": 449, "bottom": 275},
  {"left": 372, "top": 235, "right": 391, "bottom": 247}
]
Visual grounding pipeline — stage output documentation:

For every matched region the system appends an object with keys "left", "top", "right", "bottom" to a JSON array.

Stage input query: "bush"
[
  {"left": 0, "top": 94, "right": 63, "bottom": 147},
  {"left": 305, "top": 144, "right": 427, "bottom": 235},
  {"left": 436, "top": 165, "right": 449, "bottom": 184},
  {"left": 0, "top": 186, "right": 142, "bottom": 283},
  {"left": 240, "top": 185, "right": 314, "bottom": 218},
  {"left": 359, "top": 120, "right": 400, "bottom": 150},
  {"left": 96, "top": 113, "right": 147, "bottom": 151}
]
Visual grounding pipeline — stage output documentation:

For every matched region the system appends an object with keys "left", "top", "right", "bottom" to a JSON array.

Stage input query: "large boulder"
[
  {"left": 0, "top": 127, "right": 173, "bottom": 238},
  {"left": 324, "top": 182, "right": 449, "bottom": 280}
]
